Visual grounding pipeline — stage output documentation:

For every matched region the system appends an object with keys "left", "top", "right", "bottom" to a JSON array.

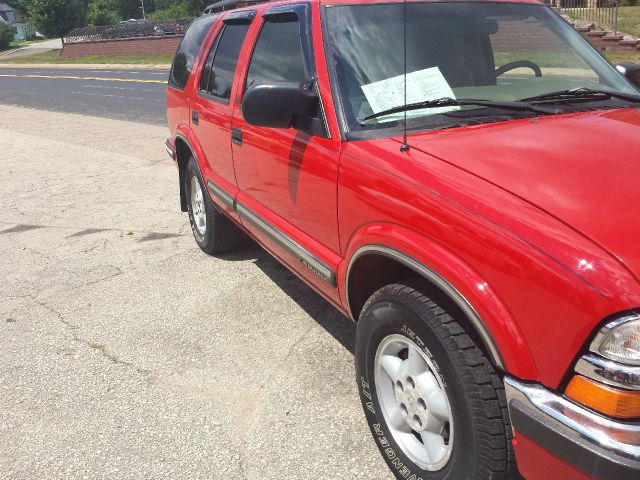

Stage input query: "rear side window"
[
  {"left": 169, "top": 15, "right": 218, "bottom": 90},
  {"left": 199, "top": 23, "right": 251, "bottom": 101},
  {"left": 245, "top": 19, "right": 306, "bottom": 91}
]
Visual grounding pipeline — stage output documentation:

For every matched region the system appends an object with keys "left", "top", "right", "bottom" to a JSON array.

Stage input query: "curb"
[{"left": 0, "top": 63, "right": 171, "bottom": 70}]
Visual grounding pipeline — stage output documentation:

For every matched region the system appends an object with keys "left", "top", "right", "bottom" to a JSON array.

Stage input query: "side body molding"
[{"left": 346, "top": 244, "right": 506, "bottom": 370}]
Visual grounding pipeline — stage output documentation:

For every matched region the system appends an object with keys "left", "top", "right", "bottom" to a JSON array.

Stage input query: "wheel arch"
[
  {"left": 346, "top": 245, "right": 506, "bottom": 371},
  {"left": 342, "top": 228, "right": 538, "bottom": 379},
  {"left": 174, "top": 128, "right": 205, "bottom": 213}
]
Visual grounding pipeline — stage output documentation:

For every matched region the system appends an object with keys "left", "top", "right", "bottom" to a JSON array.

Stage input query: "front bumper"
[
  {"left": 165, "top": 138, "right": 176, "bottom": 162},
  {"left": 505, "top": 377, "right": 640, "bottom": 479}
]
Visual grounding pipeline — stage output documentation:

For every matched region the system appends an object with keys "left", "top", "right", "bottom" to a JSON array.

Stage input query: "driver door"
[{"left": 231, "top": 4, "right": 342, "bottom": 300}]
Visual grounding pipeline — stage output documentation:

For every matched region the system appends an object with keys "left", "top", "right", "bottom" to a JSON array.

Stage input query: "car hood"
[{"left": 408, "top": 108, "right": 640, "bottom": 278}]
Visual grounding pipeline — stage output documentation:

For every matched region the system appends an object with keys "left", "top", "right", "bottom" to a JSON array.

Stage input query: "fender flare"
[
  {"left": 174, "top": 127, "right": 209, "bottom": 211},
  {"left": 346, "top": 244, "right": 506, "bottom": 370},
  {"left": 340, "top": 225, "right": 538, "bottom": 379}
]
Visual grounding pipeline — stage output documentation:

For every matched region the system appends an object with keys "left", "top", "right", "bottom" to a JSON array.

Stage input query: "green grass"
[
  {"left": 1, "top": 43, "right": 636, "bottom": 68},
  {"left": 0, "top": 49, "right": 173, "bottom": 65},
  {"left": 617, "top": 6, "right": 640, "bottom": 38},
  {"left": 10, "top": 37, "right": 49, "bottom": 47},
  {"left": 494, "top": 50, "right": 640, "bottom": 68},
  {"left": 604, "top": 49, "right": 640, "bottom": 64},
  {"left": 0, "top": 37, "right": 49, "bottom": 53}
]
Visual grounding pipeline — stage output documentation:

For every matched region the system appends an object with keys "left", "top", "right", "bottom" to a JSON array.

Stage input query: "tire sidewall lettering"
[{"left": 401, "top": 324, "right": 447, "bottom": 388}]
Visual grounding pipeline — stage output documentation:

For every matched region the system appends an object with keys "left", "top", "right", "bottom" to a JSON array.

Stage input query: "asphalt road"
[
  {"left": 0, "top": 67, "right": 169, "bottom": 125},
  {"left": 0, "top": 103, "right": 393, "bottom": 479}
]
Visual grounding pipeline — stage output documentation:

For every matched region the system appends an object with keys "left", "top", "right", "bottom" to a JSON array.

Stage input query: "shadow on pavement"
[{"left": 219, "top": 239, "right": 357, "bottom": 355}]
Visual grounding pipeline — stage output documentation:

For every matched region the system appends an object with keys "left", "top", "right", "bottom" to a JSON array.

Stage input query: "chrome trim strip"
[
  {"left": 206, "top": 180, "right": 235, "bottom": 210},
  {"left": 504, "top": 377, "right": 640, "bottom": 461},
  {"left": 236, "top": 203, "right": 336, "bottom": 287},
  {"left": 576, "top": 354, "right": 640, "bottom": 391},
  {"left": 203, "top": 177, "right": 336, "bottom": 287},
  {"left": 346, "top": 245, "right": 504, "bottom": 369}
]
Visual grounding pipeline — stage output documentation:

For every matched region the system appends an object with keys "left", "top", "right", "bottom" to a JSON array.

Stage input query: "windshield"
[{"left": 324, "top": 1, "right": 638, "bottom": 137}]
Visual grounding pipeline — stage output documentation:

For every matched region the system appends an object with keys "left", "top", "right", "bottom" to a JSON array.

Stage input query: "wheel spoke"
[
  {"left": 374, "top": 334, "right": 454, "bottom": 471},
  {"left": 387, "top": 405, "right": 410, "bottom": 433},
  {"left": 379, "top": 354, "right": 403, "bottom": 382},
  {"left": 420, "top": 431, "right": 445, "bottom": 463},
  {"left": 427, "top": 390, "right": 450, "bottom": 421},
  {"left": 407, "top": 347, "right": 426, "bottom": 375},
  {"left": 415, "top": 371, "right": 438, "bottom": 397}
]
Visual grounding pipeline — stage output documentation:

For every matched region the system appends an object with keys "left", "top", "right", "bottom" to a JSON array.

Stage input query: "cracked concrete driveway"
[{"left": 0, "top": 105, "right": 392, "bottom": 479}]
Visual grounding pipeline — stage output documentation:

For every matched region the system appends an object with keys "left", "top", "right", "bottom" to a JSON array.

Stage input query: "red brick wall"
[
  {"left": 491, "top": 20, "right": 571, "bottom": 53},
  {"left": 60, "top": 35, "right": 183, "bottom": 58}
]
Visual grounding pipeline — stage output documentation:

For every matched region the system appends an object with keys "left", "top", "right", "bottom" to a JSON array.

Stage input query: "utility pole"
[{"left": 140, "top": 0, "right": 146, "bottom": 19}]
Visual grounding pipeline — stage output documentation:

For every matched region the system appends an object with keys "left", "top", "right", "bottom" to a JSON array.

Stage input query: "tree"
[
  {"left": 0, "top": 22, "right": 17, "bottom": 50},
  {"left": 87, "top": 0, "right": 120, "bottom": 25},
  {"left": 25, "top": 0, "right": 87, "bottom": 37},
  {"left": 116, "top": 0, "right": 142, "bottom": 19},
  {"left": 185, "top": 0, "right": 210, "bottom": 16},
  {"left": 149, "top": 2, "right": 189, "bottom": 20}
]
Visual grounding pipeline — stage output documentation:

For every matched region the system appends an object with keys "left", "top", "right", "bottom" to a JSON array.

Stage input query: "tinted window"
[
  {"left": 169, "top": 15, "right": 217, "bottom": 90},
  {"left": 245, "top": 19, "right": 306, "bottom": 91},
  {"left": 199, "top": 23, "right": 251, "bottom": 100}
]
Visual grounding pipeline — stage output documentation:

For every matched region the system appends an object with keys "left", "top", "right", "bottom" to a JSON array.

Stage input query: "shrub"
[{"left": 0, "top": 22, "right": 17, "bottom": 49}]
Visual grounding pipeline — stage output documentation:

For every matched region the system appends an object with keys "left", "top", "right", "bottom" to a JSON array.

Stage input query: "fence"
[
  {"left": 546, "top": 0, "right": 619, "bottom": 34},
  {"left": 64, "top": 19, "right": 193, "bottom": 44}
]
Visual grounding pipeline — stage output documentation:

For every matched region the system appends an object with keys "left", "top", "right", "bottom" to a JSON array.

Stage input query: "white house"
[{"left": 0, "top": 2, "right": 36, "bottom": 40}]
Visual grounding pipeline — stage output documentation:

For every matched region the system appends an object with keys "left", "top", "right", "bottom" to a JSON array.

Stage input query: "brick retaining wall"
[{"left": 60, "top": 35, "right": 183, "bottom": 58}]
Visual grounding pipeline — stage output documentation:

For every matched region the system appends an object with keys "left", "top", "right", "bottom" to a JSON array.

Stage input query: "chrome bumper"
[
  {"left": 505, "top": 377, "right": 640, "bottom": 478},
  {"left": 165, "top": 139, "right": 175, "bottom": 160}
]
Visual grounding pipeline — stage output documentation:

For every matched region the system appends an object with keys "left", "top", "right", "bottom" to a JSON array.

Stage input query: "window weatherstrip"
[{"left": 223, "top": 9, "right": 256, "bottom": 23}]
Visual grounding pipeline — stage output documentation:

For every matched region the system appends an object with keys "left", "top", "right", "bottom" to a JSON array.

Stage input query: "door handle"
[
  {"left": 232, "top": 128, "right": 242, "bottom": 146},
  {"left": 191, "top": 110, "right": 199, "bottom": 125}
]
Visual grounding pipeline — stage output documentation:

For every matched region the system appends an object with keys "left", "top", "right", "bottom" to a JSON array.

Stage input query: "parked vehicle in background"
[
  {"left": 64, "top": 19, "right": 191, "bottom": 44},
  {"left": 103, "top": 18, "right": 167, "bottom": 39},
  {"left": 166, "top": 1, "right": 640, "bottom": 479}
]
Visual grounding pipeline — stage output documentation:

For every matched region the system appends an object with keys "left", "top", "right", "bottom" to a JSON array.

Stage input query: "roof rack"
[{"left": 203, "top": 0, "right": 268, "bottom": 15}]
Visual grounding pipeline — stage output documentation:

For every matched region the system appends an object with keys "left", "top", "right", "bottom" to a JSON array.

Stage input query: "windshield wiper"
[
  {"left": 361, "top": 97, "right": 559, "bottom": 121},
  {"left": 522, "top": 87, "right": 640, "bottom": 104}
]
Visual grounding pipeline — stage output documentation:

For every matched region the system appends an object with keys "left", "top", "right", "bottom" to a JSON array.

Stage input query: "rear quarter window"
[{"left": 169, "top": 15, "right": 218, "bottom": 90}]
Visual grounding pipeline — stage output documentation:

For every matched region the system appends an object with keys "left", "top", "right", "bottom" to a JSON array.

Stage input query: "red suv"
[{"left": 166, "top": 1, "right": 640, "bottom": 478}]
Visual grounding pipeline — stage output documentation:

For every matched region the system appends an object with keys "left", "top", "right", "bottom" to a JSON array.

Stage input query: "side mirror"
[
  {"left": 616, "top": 62, "right": 640, "bottom": 89},
  {"left": 242, "top": 82, "right": 325, "bottom": 136}
]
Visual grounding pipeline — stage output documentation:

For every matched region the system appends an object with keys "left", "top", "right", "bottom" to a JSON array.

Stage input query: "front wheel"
[{"left": 355, "top": 282, "right": 516, "bottom": 480}]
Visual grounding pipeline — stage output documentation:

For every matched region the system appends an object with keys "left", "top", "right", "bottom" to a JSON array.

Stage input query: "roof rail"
[{"left": 203, "top": 0, "right": 268, "bottom": 15}]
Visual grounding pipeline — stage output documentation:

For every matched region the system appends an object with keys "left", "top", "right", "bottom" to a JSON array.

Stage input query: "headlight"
[
  {"left": 591, "top": 314, "right": 640, "bottom": 366},
  {"left": 566, "top": 313, "right": 640, "bottom": 419}
]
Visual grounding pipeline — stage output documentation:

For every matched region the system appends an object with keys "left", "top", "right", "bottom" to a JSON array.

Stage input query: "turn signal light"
[{"left": 565, "top": 375, "right": 640, "bottom": 419}]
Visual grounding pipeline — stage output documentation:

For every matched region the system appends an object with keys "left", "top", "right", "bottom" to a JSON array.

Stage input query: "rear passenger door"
[
  {"left": 230, "top": 4, "right": 342, "bottom": 299},
  {"left": 191, "top": 11, "right": 253, "bottom": 214}
]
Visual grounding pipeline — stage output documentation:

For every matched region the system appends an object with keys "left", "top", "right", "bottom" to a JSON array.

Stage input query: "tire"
[
  {"left": 355, "top": 281, "right": 516, "bottom": 480},
  {"left": 184, "top": 156, "right": 240, "bottom": 255}
]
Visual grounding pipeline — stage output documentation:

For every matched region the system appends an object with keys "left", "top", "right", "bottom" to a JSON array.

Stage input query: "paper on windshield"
[{"left": 361, "top": 67, "right": 459, "bottom": 122}]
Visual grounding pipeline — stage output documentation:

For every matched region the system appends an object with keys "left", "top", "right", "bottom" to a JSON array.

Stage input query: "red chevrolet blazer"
[{"left": 165, "top": 1, "right": 640, "bottom": 478}]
